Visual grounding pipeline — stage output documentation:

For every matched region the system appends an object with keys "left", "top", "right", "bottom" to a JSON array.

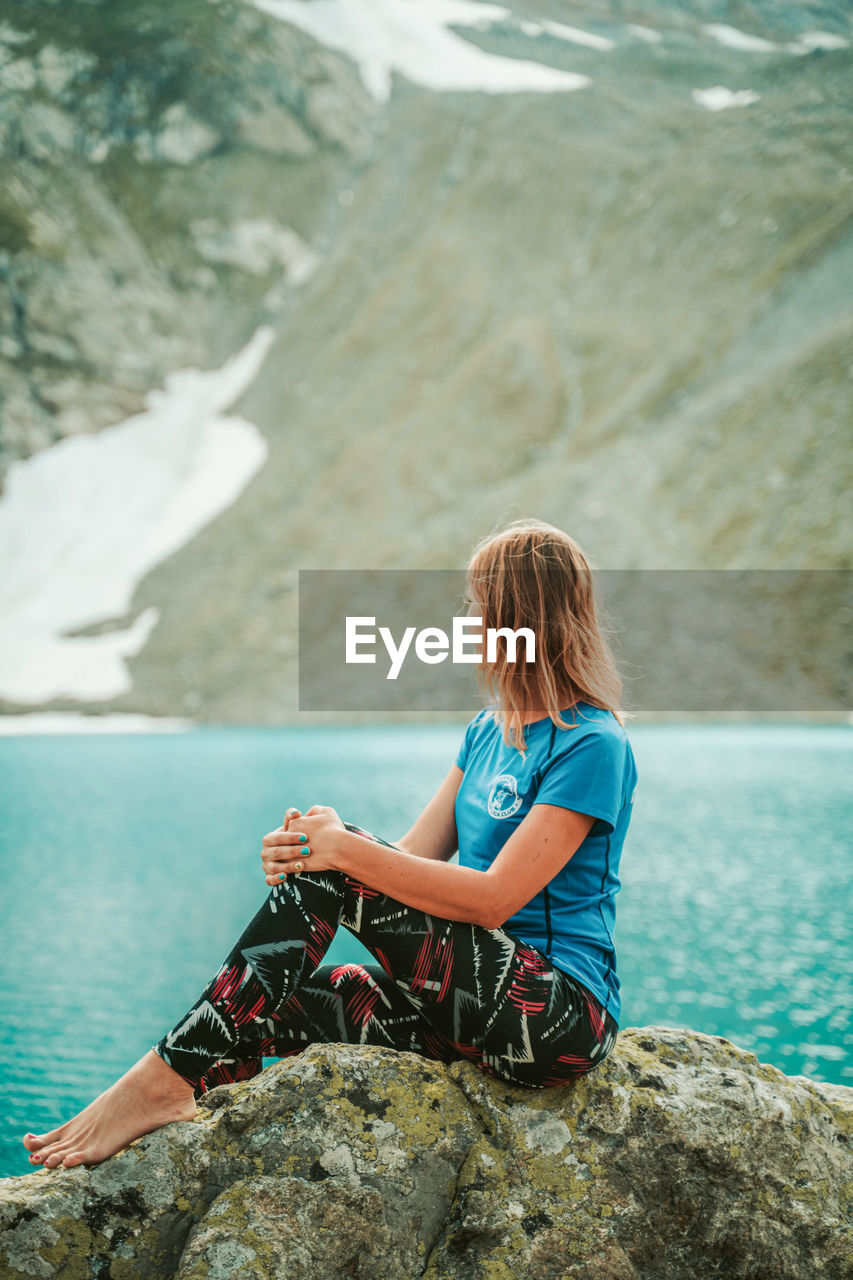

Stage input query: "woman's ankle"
[{"left": 139, "top": 1048, "right": 198, "bottom": 1099}]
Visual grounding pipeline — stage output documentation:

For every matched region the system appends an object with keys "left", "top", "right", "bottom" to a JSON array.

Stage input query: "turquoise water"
[{"left": 0, "top": 722, "right": 850, "bottom": 1179}]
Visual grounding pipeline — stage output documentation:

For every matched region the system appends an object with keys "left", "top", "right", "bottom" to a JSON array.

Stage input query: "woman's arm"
[
  {"left": 335, "top": 803, "right": 595, "bottom": 927},
  {"left": 263, "top": 801, "right": 595, "bottom": 929}
]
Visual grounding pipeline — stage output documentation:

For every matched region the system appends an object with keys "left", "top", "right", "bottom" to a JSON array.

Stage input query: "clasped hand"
[{"left": 261, "top": 805, "right": 345, "bottom": 884}]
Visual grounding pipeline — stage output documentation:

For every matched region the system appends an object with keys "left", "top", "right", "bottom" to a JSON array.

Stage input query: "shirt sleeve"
[
  {"left": 455, "top": 710, "right": 483, "bottom": 771},
  {"left": 533, "top": 728, "right": 627, "bottom": 835}
]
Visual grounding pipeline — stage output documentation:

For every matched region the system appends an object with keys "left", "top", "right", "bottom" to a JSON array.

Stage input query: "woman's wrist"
[
  {"left": 333, "top": 827, "right": 360, "bottom": 874},
  {"left": 334, "top": 827, "right": 401, "bottom": 880}
]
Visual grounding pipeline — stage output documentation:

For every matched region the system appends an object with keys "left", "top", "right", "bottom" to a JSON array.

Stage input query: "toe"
[
  {"left": 23, "top": 1132, "right": 51, "bottom": 1151},
  {"left": 28, "top": 1125, "right": 65, "bottom": 1150},
  {"left": 41, "top": 1142, "right": 73, "bottom": 1165},
  {"left": 29, "top": 1142, "right": 58, "bottom": 1163},
  {"left": 43, "top": 1149, "right": 70, "bottom": 1169},
  {"left": 60, "top": 1151, "right": 87, "bottom": 1168}
]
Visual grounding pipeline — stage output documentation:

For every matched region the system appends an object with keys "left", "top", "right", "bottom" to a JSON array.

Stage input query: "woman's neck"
[
  {"left": 517, "top": 700, "right": 577, "bottom": 725},
  {"left": 519, "top": 707, "right": 548, "bottom": 724}
]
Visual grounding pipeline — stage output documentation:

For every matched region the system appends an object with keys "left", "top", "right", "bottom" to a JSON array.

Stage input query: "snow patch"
[
  {"left": 692, "top": 86, "right": 761, "bottom": 111},
  {"left": 701, "top": 23, "right": 779, "bottom": 53},
  {"left": 0, "top": 327, "right": 275, "bottom": 706},
  {"left": 789, "top": 30, "right": 849, "bottom": 53},
  {"left": 702, "top": 23, "right": 848, "bottom": 56},
  {"left": 0, "top": 713, "right": 194, "bottom": 734},
  {"left": 626, "top": 24, "right": 663, "bottom": 45},
  {"left": 251, "top": 0, "right": 590, "bottom": 102},
  {"left": 191, "top": 217, "right": 320, "bottom": 282},
  {"left": 521, "top": 18, "right": 615, "bottom": 51}
]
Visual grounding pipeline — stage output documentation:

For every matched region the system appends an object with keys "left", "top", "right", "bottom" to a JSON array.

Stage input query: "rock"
[
  {"left": 35, "top": 45, "right": 97, "bottom": 98},
  {"left": 0, "top": 0, "right": 379, "bottom": 491},
  {"left": 0, "top": 58, "right": 36, "bottom": 92},
  {"left": 178, "top": 1177, "right": 402, "bottom": 1279},
  {"left": 304, "top": 79, "right": 369, "bottom": 153},
  {"left": 136, "top": 104, "right": 221, "bottom": 166},
  {"left": 0, "top": 23, "right": 32, "bottom": 48},
  {"left": 0, "top": 1027, "right": 850, "bottom": 1279}
]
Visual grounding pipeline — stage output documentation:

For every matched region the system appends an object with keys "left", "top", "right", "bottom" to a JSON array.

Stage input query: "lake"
[{"left": 0, "top": 722, "right": 850, "bottom": 1178}]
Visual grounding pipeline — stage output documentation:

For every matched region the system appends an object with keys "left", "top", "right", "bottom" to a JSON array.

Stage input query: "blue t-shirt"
[{"left": 454, "top": 702, "right": 638, "bottom": 1024}]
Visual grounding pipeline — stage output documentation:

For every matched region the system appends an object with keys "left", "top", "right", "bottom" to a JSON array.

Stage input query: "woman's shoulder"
[
  {"left": 561, "top": 702, "right": 627, "bottom": 737},
  {"left": 552, "top": 703, "right": 633, "bottom": 758},
  {"left": 460, "top": 705, "right": 497, "bottom": 744}
]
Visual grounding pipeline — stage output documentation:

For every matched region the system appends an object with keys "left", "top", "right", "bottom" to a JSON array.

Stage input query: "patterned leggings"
[{"left": 153, "top": 824, "right": 618, "bottom": 1096}]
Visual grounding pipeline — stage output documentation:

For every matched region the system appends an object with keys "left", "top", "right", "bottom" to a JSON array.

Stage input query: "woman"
[{"left": 23, "top": 518, "right": 638, "bottom": 1170}]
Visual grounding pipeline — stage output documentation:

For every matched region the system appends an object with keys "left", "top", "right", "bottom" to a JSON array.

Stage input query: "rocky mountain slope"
[{"left": 0, "top": 0, "right": 850, "bottom": 721}]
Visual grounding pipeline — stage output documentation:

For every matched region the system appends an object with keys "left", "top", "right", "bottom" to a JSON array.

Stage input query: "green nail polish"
[
  {"left": 299, "top": 833, "right": 308, "bottom": 842},
  {"left": 279, "top": 872, "right": 286, "bottom": 880}
]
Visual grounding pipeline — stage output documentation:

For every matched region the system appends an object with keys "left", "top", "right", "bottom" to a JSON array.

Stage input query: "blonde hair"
[{"left": 465, "top": 518, "right": 626, "bottom": 752}]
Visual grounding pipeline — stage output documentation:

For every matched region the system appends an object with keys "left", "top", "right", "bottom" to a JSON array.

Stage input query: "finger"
[
  {"left": 266, "top": 846, "right": 311, "bottom": 872},
  {"left": 266, "top": 862, "right": 307, "bottom": 885},
  {"left": 266, "top": 853, "right": 310, "bottom": 879},
  {"left": 262, "top": 839, "right": 308, "bottom": 865},
  {"left": 262, "top": 831, "right": 310, "bottom": 849},
  {"left": 284, "top": 807, "right": 301, "bottom": 826}
]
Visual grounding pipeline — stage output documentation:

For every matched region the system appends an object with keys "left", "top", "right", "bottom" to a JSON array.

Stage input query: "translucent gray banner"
[{"left": 298, "top": 569, "right": 852, "bottom": 713}]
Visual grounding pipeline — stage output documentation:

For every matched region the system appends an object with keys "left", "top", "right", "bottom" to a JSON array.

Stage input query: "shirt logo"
[{"left": 488, "top": 773, "right": 523, "bottom": 819}]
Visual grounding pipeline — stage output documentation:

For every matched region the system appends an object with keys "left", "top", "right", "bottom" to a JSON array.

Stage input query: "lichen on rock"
[{"left": 1, "top": 1026, "right": 850, "bottom": 1279}]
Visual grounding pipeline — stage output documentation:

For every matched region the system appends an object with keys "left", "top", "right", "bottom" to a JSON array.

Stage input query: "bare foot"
[{"left": 22, "top": 1050, "right": 198, "bottom": 1170}]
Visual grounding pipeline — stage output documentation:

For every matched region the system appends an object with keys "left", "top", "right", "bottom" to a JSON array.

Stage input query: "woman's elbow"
[{"left": 473, "top": 895, "right": 511, "bottom": 931}]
